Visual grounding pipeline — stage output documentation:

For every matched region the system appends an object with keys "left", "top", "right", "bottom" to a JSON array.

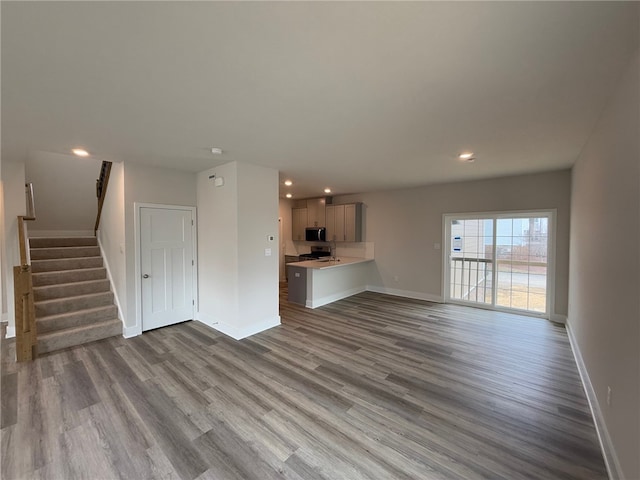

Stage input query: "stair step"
[
  {"left": 32, "top": 267, "right": 107, "bottom": 287},
  {"left": 29, "top": 237, "right": 97, "bottom": 248},
  {"left": 34, "top": 279, "right": 111, "bottom": 301},
  {"left": 30, "top": 246, "right": 101, "bottom": 260},
  {"left": 37, "top": 305, "right": 118, "bottom": 333},
  {"left": 38, "top": 319, "right": 122, "bottom": 354},
  {"left": 31, "top": 256, "right": 103, "bottom": 273},
  {"left": 35, "top": 292, "right": 114, "bottom": 318}
]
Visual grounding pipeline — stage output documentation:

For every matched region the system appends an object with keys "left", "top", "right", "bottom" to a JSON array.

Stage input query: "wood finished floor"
[{"left": 1, "top": 286, "right": 607, "bottom": 480}]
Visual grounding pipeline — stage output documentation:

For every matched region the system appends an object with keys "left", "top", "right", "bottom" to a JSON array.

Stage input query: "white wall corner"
[
  {"left": 550, "top": 313, "right": 567, "bottom": 324},
  {"left": 97, "top": 237, "right": 125, "bottom": 325},
  {"left": 565, "top": 321, "right": 622, "bottom": 480},
  {"left": 6, "top": 325, "right": 16, "bottom": 339},
  {"left": 123, "top": 324, "right": 142, "bottom": 339},
  {"left": 366, "top": 285, "right": 444, "bottom": 304},
  {"left": 204, "top": 315, "right": 281, "bottom": 341},
  {"left": 194, "top": 310, "right": 218, "bottom": 329}
]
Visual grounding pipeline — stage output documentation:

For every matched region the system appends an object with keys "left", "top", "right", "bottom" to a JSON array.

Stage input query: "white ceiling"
[{"left": 2, "top": 2, "right": 638, "bottom": 199}]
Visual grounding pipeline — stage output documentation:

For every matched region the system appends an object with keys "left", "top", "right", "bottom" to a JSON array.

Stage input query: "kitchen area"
[{"left": 280, "top": 197, "right": 374, "bottom": 308}]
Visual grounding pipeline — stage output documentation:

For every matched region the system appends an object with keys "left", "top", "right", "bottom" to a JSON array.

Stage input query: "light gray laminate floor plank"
[{"left": 1, "top": 286, "right": 607, "bottom": 479}]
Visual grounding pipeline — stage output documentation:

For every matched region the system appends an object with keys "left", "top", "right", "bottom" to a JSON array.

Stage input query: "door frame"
[
  {"left": 134, "top": 203, "right": 198, "bottom": 334},
  {"left": 441, "top": 209, "right": 557, "bottom": 319}
]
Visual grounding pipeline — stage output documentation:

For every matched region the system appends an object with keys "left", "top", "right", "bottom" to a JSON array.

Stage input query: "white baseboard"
[
  {"left": 123, "top": 324, "right": 142, "bottom": 338},
  {"left": 306, "top": 286, "right": 366, "bottom": 309},
  {"left": 28, "top": 230, "right": 94, "bottom": 237},
  {"left": 550, "top": 313, "right": 567, "bottom": 324},
  {"left": 6, "top": 325, "right": 16, "bottom": 339},
  {"left": 366, "top": 285, "right": 444, "bottom": 303},
  {"left": 97, "top": 238, "right": 126, "bottom": 325},
  {"left": 194, "top": 310, "right": 214, "bottom": 326},
  {"left": 196, "top": 313, "right": 280, "bottom": 340},
  {"left": 566, "top": 321, "right": 621, "bottom": 480}
]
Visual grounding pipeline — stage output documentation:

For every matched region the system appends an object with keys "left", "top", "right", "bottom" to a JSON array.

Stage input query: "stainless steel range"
[{"left": 298, "top": 245, "right": 331, "bottom": 261}]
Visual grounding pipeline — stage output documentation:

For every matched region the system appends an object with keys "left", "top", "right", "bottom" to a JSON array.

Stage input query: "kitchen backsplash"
[{"left": 288, "top": 242, "right": 374, "bottom": 259}]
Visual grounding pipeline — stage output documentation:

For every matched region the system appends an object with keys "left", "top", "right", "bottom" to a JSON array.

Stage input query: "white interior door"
[{"left": 140, "top": 207, "right": 194, "bottom": 331}]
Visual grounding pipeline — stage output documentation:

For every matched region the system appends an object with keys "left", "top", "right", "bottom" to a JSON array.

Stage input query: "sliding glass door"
[
  {"left": 449, "top": 218, "right": 494, "bottom": 305},
  {"left": 445, "top": 212, "right": 552, "bottom": 316}
]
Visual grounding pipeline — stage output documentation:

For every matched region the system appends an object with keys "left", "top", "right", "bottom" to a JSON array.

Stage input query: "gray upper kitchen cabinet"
[
  {"left": 292, "top": 207, "right": 307, "bottom": 241},
  {"left": 326, "top": 203, "right": 362, "bottom": 242},
  {"left": 306, "top": 198, "right": 326, "bottom": 227},
  {"left": 344, "top": 203, "right": 362, "bottom": 242}
]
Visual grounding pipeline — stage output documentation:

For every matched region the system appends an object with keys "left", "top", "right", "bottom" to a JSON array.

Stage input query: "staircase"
[{"left": 30, "top": 236, "right": 122, "bottom": 354}]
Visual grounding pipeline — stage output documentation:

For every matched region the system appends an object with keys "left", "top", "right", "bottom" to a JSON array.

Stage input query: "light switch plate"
[{"left": 265, "top": 248, "right": 272, "bottom": 256}]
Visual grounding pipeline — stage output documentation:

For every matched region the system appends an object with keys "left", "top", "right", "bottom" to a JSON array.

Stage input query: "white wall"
[
  {"left": 568, "top": 50, "right": 639, "bottom": 480},
  {"left": 197, "top": 161, "right": 280, "bottom": 339},
  {"left": 96, "top": 161, "right": 126, "bottom": 326},
  {"left": 279, "top": 198, "right": 294, "bottom": 280},
  {"left": 123, "top": 163, "right": 197, "bottom": 330},
  {"left": 307, "top": 261, "right": 371, "bottom": 308},
  {"left": 25, "top": 151, "right": 101, "bottom": 234},
  {"left": 1, "top": 161, "right": 26, "bottom": 335},
  {"left": 335, "top": 169, "right": 571, "bottom": 316},
  {"left": 0, "top": 171, "right": 6, "bottom": 324},
  {"left": 237, "top": 162, "right": 279, "bottom": 333},
  {"left": 196, "top": 162, "right": 239, "bottom": 328}
]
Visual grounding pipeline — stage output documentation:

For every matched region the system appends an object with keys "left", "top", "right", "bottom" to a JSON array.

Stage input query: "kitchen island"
[{"left": 287, "top": 257, "right": 373, "bottom": 308}]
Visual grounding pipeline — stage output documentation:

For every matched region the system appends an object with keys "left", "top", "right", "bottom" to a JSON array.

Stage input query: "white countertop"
[{"left": 287, "top": 257, "right": 373, "bottom": 270}]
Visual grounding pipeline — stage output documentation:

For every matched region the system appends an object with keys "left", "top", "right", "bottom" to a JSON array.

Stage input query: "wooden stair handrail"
[
  {"left": 94, "top": 161, "right": 112, "bottom": 235},
  {"left": 14, "top": 265, "right": 37, "bottom": 361},
  {"left": 15, "top": 183, "right": 37, "bottom": 361}
]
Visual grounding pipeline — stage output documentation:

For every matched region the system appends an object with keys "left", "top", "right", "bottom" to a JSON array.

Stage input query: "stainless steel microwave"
[{"left": 305, "top": 227, "right": 327, "bottom": 242}]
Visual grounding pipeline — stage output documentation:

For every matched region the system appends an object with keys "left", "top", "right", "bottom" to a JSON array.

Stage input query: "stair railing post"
[{"left": 14, "top": 184, "right": 38, "bottom": 362}]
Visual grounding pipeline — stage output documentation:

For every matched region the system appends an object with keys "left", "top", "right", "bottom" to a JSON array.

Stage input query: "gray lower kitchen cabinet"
[
  {"left": 284, "top": 255, "right": 300, "bottom": 281},
  {"left": 287, "top": 265, "right": 307, "bottom": 305}
]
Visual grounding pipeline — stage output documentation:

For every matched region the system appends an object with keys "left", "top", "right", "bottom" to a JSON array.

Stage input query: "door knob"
[{"left": 142, "top": 274, "right": 150, "bottom": 279}]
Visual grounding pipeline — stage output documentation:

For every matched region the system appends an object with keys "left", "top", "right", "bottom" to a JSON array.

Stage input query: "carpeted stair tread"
[
  {"left": 33, "top": 279, "right": 111, "bottom": 301},
  {"left": 37, "top": 305, "right": 118, "bottom": 333},
  {"left": 29, "top": 236, "right": 97, "bottom": 248},
  {"left": 35, "top": 291, "right": 114, "bottom": 317},
  {"left": 30, "top": 245, "right": 101, "bottom": 260},
  {"left": 28, "top": 235, "right": 122, "bottom": 355},
  {"left": 32, "top": 267, "right": 107, "bottom": 286},
  {"left": 31, "top": 256, "right": 103, "bottom": 273},
  {"left": 38, "top": 319, "right": 122, "bottom": 354}
]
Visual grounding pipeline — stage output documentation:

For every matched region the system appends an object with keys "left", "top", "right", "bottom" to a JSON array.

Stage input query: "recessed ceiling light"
[
  {"left": 286, "top": 193, "right": 293, "bottom": 198},
  {"left": 458, "top": 152, "right": 475, "bottom": 160},
  {"left": 284, "top": 180, "right": 293, "bottom": 186},
  {"left": 324, "top": 188, "right": 331, "bottom": 194},
  {"left": 211, "top": 147, "right": 223, "bottom": 155},
  {"left": 72, "top": 148, "right": 90, "bottom": 157}
]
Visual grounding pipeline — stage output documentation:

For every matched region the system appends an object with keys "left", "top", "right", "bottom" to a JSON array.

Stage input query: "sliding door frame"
[{"left": 442, "top": 209, "right": 557, "bottom": 319}]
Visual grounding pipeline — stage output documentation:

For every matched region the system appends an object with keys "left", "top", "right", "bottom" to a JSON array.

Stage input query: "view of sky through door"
[{"left": 449, "top": 215, "right": 549, "bottom": 314}]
